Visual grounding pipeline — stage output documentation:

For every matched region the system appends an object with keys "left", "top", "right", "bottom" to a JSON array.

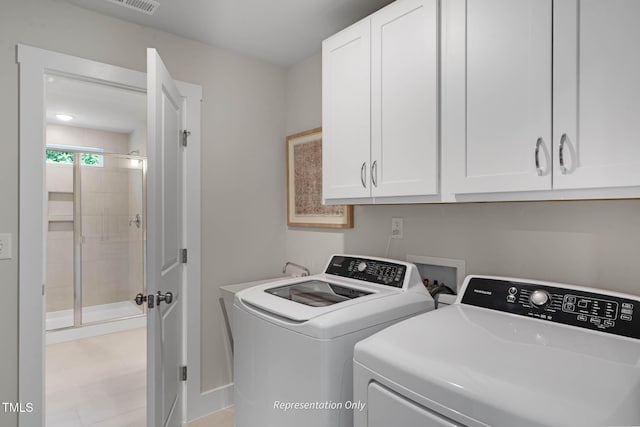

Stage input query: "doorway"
[
  {"left": 44, "top": 74, "right": 148, "bottom": 340},
  {"left": 18, "top": 45, "right": 203, "bottom": 427},
  {"left": 43, "top": 74, "right": 148, "bottom": 426}
]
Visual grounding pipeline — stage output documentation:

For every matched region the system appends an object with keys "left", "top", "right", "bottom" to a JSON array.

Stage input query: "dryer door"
[{"left": 367, "top": 382, "right": 463, "bottom": 427}]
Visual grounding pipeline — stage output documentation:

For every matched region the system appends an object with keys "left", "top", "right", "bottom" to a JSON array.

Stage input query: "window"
[{"left": 46, "top": 144, "right": 104, "bottom": 167}]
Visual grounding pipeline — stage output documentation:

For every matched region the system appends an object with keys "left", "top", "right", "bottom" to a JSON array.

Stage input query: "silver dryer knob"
[
  {"left": 530, "top": 290, "right": 550, "bottom": 307},
  {"left": 357, "top": 262, "right": 367, "bottom": 272}
]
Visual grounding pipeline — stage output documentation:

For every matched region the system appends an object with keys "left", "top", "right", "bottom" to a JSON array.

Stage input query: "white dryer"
[
  {"left": 234, "top": 255, "right": 435, "bottom": 427},
  {"left": 354, "top": 275, "right": 640, "bottom": 427}
]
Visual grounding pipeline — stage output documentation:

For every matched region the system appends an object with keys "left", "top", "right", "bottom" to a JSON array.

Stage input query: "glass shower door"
[{"left": 80, "top": 153, "right": 146, "bottom": 324}]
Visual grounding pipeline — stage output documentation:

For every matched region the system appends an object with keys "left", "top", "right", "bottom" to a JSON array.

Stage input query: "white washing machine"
[
  {"left": 354, "top": 275, "right": 640, "bottom": 427},
  {"left": 234, "top": 255, "right": 435, "bottom": 427}
]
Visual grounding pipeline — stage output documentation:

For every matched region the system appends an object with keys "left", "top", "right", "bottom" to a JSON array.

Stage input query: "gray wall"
[
  {"left": 284, "top": 52, "right": 640, "bottom": 295},
  {"left": 0, "top": 0, "right": 287, "bottom": 422},
  {"left": 284, "top": 53, "right": 345, "bottom": 273},
  {"left": 346, "top": 202, "right": 640, "bottom": 293}
]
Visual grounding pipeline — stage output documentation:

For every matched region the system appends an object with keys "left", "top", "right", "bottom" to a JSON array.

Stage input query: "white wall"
[
  {"left": 345, "top": 202, "right": 640, "bottom": 294},
  {"left": 47, "top": 123, "right": 130, "bottom": 154},
  {"left": 284, "top": 53, "right": 344, "bottom": 273},
  {"left": 285, "top": 53, "right": 322, "bottom": 136},
  {"left": 0, "top": 0, "right": 287, "bottom": 423},
  {"left": 128, "top": 126, "right": 147, "bottom": 156},
  {"left": 283, "top": 52, "right": 640, "bottom": 295}
]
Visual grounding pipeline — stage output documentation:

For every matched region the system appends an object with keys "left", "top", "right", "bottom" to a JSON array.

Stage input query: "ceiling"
[
  {"left": 46, "top": 74, "right": 146, "bottom": 134},
  {"left": 46, "top": 1, "right": 395, "bottom": 132},
  {"left": 64, "top": 0, "right": 395, "bottom": 66}
]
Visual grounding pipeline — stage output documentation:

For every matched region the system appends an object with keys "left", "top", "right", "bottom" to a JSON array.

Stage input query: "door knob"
[
  {"left": 157, "top": 291, "right": 173, "bottom": 305},
  {"left": 134, "top": 293, "right": 147, "bottom": 305}
]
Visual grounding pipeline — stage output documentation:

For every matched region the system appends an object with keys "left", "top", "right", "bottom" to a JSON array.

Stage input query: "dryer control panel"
[
  {"left": 325, "top": 256, "right": 406, "bottom": 288},
  {"left": 461, "top": 277, "right": 640, "bottom": 339}
]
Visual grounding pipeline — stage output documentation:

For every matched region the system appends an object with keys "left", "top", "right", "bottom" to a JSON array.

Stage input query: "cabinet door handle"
[
  {"left": 535, "top": 137, "right": 544, "bottom": 176},
  {"left": 360, "top": 162, "right": 367, "bottom": 188},
  {"left": 371, "top": 160, "right": 378, "bottom": 187},
  {"left": 559, "top": 133, "right": 568, "bottom": 175}
]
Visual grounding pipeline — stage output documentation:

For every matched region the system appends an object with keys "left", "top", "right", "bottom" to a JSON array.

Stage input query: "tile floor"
[
  {"left": 46, "top": 327, "right": 146, "bottom": 427},
  {"left": 46, "top": 327, "right": 234, "bottom": 427},
  {"left": 185, "top": 408, "right": 234, "bottom": 427}
]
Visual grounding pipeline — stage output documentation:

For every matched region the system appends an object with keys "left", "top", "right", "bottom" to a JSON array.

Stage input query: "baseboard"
[
  {"left": 187, "top": 382, "right": 234, "bottom": 422},
  {"left": 46, "top": 316, "right": 146, "bottom": 345}
]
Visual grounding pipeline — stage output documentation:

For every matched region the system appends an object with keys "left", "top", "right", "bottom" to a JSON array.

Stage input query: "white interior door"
[{"left": 147, "top": 48, "right": 185, "bottom": 427}]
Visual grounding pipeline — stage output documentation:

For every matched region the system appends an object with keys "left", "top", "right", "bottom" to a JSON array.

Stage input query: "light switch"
[{"left": 0, "top": 234, "right": 12, "bottom": 260}]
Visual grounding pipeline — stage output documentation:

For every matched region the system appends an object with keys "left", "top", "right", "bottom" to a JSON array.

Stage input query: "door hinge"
[
  {"left": 181, "top": 248, "right": 188, "bottom": 264},
  {"left": 181, "top": 130, "right": 191, "bottom": 147},
  {"left": 42, "top": 283, "right": 45, "bottom": 296},
  {"left": 180, "top": 366, "right": 187, "bottom": 381}
]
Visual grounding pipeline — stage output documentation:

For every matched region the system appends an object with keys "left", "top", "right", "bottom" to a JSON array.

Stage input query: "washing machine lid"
[
  {"left": 237, "top": 274, "right": 399, "bottom": 322},
  {"left": 354, "top": 304, "right": 640, "bottom": 427},
  {"left": 236, "top": 255, "right": 431, "bottom": 324},
  {"left": 264, "top": 279, "right": 373, "bottom": 307},
  {"left": 235, "top": 274, "right": 434, "bottom": 339}
]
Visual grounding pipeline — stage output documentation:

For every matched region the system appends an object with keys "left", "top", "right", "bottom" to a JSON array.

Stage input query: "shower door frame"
[
  {"left": 17, "top": 44, "right": 206, "bottom": 427},
  {"left": 44, "top": 149, "right": 149, "bottom": 331}
]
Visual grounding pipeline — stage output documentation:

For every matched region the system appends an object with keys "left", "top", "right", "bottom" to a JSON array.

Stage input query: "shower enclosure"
[{"left": 45, "top": 149, "right": 147, "bottom": 331}]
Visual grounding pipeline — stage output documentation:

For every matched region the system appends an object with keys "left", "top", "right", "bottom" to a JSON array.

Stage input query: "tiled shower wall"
[
  {"left": 46, "top": 163, "right": 75, "bottom": 312},
  {"left": 45, "top": 125, "right": 144, "bottom": 313}
]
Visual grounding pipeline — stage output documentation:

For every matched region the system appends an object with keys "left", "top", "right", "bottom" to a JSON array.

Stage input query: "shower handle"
[{"left": 129, "top": 213, "right": 142, "bottom": 228}]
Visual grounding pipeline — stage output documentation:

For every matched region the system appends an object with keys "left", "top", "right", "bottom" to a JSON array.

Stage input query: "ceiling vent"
[{"left": 105, "top": 0, "right": 160, "bottom": 15}]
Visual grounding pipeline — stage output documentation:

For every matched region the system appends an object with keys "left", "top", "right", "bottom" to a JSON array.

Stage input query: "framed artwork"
[{"left": 286, "top": 128, "right": 353, "bottom": 228}]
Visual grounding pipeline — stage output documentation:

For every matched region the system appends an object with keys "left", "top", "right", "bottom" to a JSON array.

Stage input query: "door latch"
[
  {"left": 135, "top": 293, "right": 155, "bottom": 309},
  {"left": 182, "top": 130, "right": 190, "bottom": 147}
]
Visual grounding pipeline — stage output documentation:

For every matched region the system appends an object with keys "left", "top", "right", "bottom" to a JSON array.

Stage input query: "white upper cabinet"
[
  {"left": 325, "top": 0, "right": 640, "bottom": 203},
  {"left": 446, "top": 0, "right": 640, "bottom": 197},
  {"left": 370, "top": 0, "right": 439, "bottom": 198},
  {"left": 553, "top": 0, "right": 640, "bottom": 190},
  {"left": 322, "top": 19, "right": 371, "bottom": 200},
  {"left": 323, "top": 0, "right": 439, "bottom": 202},
  {"left": 444, "top": 0, "right": 553, "bottom": 194}
]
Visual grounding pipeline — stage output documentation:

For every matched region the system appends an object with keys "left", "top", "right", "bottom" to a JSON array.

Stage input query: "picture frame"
[{"left": 286, "top": 128, "right": 353, "bottom": 228}]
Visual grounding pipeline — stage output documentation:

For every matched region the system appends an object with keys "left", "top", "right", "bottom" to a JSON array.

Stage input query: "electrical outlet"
[
  {"left": 391, "top": 217, "right": 403, "bottom": 239},
  {"left": 0, "top": 234, "right": 12, "bottom": 260}
]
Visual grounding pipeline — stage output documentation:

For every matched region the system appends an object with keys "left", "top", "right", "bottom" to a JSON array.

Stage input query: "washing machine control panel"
[
  {"left": 461, "top": 277, "right": 640, "bottom": 339},
  {"left": 325, "top": 256, "right": 406, "bottom": 288}
]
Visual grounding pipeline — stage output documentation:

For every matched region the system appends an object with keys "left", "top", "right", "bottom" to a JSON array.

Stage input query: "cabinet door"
[
  {"left": 322, "top": 19, "right": 371, "bottom": 200},
  {"left": 445, "top": 0, "right": 552, "bottom": 194},
  {"left": 554, "top": 0, "right": 640, "bottom": 189},
  {"left": 370, "top": 0, "right": 439, "bottom": 197}
]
